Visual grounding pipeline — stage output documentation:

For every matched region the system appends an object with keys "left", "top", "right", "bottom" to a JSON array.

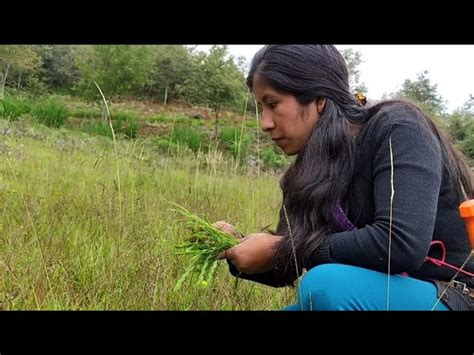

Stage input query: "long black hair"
[{"left": 247, "top": 45, "right": 473, "bottom": 285}]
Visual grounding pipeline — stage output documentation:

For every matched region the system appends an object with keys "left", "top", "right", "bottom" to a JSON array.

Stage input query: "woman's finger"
[{"left": 217, "top": 249, "right": 227, "bottom": 260}]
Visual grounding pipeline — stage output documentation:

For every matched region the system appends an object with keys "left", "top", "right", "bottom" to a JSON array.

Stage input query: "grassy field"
[{"left": 0, "top": 107, "right": 296, "bottom": 310}]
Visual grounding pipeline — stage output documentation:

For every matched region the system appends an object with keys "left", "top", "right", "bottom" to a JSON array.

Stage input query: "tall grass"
[
  {"left": 219, "top": 127, "right": 251, "bottom": 161},
  {"left": 171, "top": 125, "right": 205, "bottom": 152},
  {"left": 79, "top": 110, "right": 139, "bottom": 139},
  {"left": 31, "top": 98, "right": 69, "bottom": 128},
  {"left": 0, "top": 96, "right": 31, "bottom": 121},
  {"left": 0, "top": 118, "right": 294, "bottom": 310}
]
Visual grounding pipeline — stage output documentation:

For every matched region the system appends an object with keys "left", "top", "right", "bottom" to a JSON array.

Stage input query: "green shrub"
[
  {"left": 244, "top": 119, "right": 258, "bottom": 129},
  {"left": 71, "top": 108, "right": 102, "bottom": 119},
  {"left": 219, "top": 127, "right": 251, "bottom": 160},
  {"left": 262, "top": 147, "right": 288, "bottom": 169},
  {"left": 171, "top": 125, "right": 205, "bottom": 152},
  {"left": 154, "top": 137, "right": 179, "bottom": 153},
  {"left": 79, "top": 122, "right": 114, "bottom": 138},
  {"left": 0, "top": 96, "right": 31, "bottom": 121},
  {"left": 31, "top": 99, "right": 69, "bottom": 128},
  {"left": 112, "top": 111, "right": 139, "bottom": 138}
]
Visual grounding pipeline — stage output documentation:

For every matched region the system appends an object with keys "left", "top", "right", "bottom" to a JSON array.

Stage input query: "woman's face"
[{"left": 252, "top": 75, "right": 323, "bottom": 156}]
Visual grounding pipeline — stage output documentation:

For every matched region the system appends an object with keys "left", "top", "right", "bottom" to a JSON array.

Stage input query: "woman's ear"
[{"left": 317, "top": 97, "right": 326, "bottom": 114}]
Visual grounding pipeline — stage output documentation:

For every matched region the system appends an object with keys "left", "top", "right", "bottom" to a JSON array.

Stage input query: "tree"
[
  {"left": 446, "top": 95, "right": 474, "bottom": 163},
  {"left": 32, "top": 45, "right": 80, "bottom": 92},
  {"left": 75, "top": 45, "right": 155, "bottom": 100},
  {"left": 146, "top": 45, "right": 194, "bottom": 104},
  {"left": 461, "top": 94, "right": 474, "bottom": 115},
  {"left": 460, "top": 130, "right": 474, "bottom": 164},
  {"left": 183, "top": 46, "right": 246, "bottom": 139},
  {"left": 0, "top": 45, "right": 42, "bottom": 99},
  {"left": 446, "top": 111, "right": 473, "bottom": 142},
  {"left": 396, "top": 70, "right": 446, "bottom": 116},
  {"left": 341, "top": 48, "right": 367, "bottom": 94}
]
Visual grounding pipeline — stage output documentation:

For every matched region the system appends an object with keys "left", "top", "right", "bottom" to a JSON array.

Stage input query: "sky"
[{"left": 195, "top": 45, "right": 474, "bottom": 113}]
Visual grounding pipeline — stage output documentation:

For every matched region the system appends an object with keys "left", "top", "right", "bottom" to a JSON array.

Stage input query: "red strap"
[{"left": 424, "top": 240, "right": 474, "bottom": 277}]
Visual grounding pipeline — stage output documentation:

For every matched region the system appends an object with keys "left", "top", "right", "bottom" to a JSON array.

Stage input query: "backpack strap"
[{"left": 425, "top": 240, "right": 474, "bottom": 277}]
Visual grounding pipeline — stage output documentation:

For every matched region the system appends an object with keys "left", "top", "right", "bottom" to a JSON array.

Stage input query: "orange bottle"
[{"left": 460, "top": 200, "right": 474, "bottom": 249}]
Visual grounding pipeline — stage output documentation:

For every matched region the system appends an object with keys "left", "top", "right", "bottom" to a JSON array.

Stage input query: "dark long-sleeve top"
[{"left": 229, "top": 103, "right": 474, "bottom": 288}]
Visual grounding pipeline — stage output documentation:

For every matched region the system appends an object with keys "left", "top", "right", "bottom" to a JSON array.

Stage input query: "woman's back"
[{"left": 342, "top": 102, "right": 473, "bottom": 286}]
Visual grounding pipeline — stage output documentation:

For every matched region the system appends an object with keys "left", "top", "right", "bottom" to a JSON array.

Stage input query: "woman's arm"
[
  {"left": 223, "top": 233, "right": 290, "bottom": 287},
  {"left": 214, "top": 222, "right": 288, "bottom": 287},
  {"left": 317, "top": 113, "right": 443, "bottom": 273},
  {"left": 227, "top": 260, "right": 287, "bottom": 287}
]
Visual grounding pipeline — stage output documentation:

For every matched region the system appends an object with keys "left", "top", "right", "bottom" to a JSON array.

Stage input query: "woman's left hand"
[{"left": 219, "top": 233, "right": 283, "bottom": 274}]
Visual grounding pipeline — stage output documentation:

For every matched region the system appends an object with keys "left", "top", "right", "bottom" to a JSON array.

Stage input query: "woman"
[{"left": 216, "top": 45, "right": 473, "bottom": 310}]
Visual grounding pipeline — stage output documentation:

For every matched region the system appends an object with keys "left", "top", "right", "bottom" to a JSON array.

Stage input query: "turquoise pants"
[{"left": 283, "top": 264, "right": 449, "bottom": 311}]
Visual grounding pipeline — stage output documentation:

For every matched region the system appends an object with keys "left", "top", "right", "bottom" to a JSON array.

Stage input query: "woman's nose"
[{"left": 260, "top": 111, "right": 275, "bottom": 132}]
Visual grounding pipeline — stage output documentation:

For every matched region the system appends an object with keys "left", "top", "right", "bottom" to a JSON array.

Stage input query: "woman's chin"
[{"left": 281, "top": 146, "right": 298, "bottom": 156}]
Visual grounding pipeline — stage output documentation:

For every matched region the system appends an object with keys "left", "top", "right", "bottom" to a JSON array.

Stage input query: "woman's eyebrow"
[{"left": 262, "top": 94, "right": 278, "bottom": 102}]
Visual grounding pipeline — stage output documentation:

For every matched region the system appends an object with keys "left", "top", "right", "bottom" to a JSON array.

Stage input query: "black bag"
[{"left": 430, "top": 279, "right": 474, "bottom": 311}]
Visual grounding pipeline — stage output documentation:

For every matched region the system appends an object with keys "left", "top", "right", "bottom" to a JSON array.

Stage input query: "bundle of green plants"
[{"left": 170, "top": 202, "right": 239, "bottom": 291}]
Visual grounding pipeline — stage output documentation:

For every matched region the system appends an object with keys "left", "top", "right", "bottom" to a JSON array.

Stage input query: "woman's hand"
[
  {"left": 213, "top": 221, "right": 242, "bottom": 239},
  {"left": 219, "top": 233, "right": 282, "bottom": 274}
]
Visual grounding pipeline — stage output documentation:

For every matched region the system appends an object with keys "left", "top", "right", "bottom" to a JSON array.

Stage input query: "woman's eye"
[{"left": 268, "top": 102, "right": 278, "bottom": 109}]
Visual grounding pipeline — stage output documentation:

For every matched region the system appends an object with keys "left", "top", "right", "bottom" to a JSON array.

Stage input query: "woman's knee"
[
  {"left": 297, "top": 264, "right": 358, "bottom": 310},
  {"left": 300, "top": 264, "right": 348, "bottom": 291}
]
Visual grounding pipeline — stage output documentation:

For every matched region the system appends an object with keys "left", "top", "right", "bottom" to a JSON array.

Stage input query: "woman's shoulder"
[
  {"left": 361, "top": 100, "right": 433, "bottom": 138},
  {"left": 370, "top": 100, "right": 426, "bottom": 124},
  {"left": 356, "top": 100, "right": 439, "bottom": 153}
]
